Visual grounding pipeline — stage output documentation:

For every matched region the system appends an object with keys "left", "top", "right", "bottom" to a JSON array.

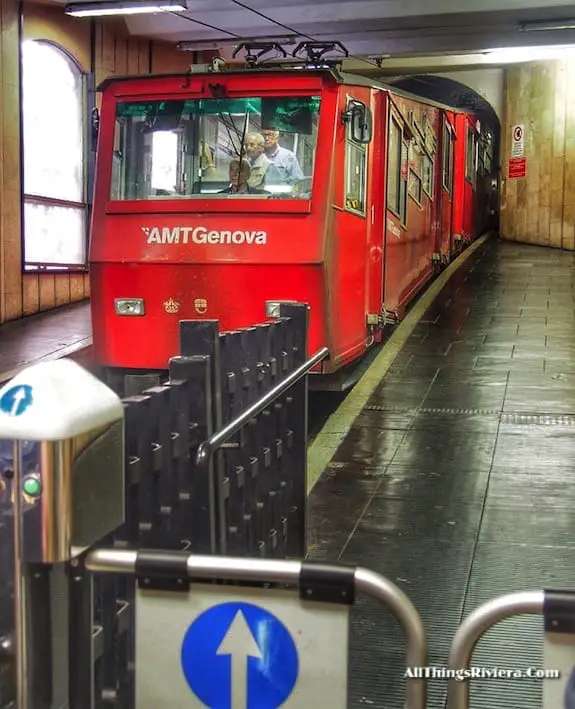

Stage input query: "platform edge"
[{"left": 306, "top": 231, "right": 493, "bottom": 493}]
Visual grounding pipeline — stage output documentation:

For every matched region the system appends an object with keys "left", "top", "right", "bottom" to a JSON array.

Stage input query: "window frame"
[
  {"left": 399, "top": 138, "right": 409, "bottom": 226},
  {"left": 343, "top": 95, "right": 369, "bottom": 217},
  {"left": 465, "top": 125, "right": 478, "bottom": 188},
  {"left": 387, "top": 114, "right": 403, "bottom": 218},
  {"left": 20, "top": 39, "right": 92, "bottom": 272},
  {"left": 422, "top": 151, "right": 434, "bottom": 199},
  {"left": 442, "top": 121, "right": 454, "bottom": 195},
  {"left": 408, "top": 140, "right": 423, "bottom": 207}
]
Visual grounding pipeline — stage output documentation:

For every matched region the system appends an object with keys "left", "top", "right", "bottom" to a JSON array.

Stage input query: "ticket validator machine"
[{"left": 0, "top": 359, "right": 125, "bottom": 709}]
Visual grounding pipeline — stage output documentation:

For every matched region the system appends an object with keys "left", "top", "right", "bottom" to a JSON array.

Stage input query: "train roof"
[{"left": 97, "top": 64, "right": 475, "bottom": 117}]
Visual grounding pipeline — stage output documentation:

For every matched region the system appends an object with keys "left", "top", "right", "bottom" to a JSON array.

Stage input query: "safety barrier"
[
  {"left": 0, "top": 301, "right": 328, "bottom": 708},
  {"left": 3, "top": 324, "right": 575, "bottom": 709},
  {"left": 85, "top": 549, "right": 427, "bottom": 709},
  {"left": 447, "top": 590, "right": 575, "bottom": 709}
]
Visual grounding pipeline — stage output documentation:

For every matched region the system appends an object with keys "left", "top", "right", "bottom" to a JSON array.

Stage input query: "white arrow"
[
  {"left": 10, "top": 388, "right": 26, "bottom": 417},
  {"left": 216, "top": 610, "right": 263, "bottom": 709}
]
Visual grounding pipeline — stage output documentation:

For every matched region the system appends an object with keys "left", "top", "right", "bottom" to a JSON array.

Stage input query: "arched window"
[{"left": 21, "top": 40, "right": 86, "bottom": 268}]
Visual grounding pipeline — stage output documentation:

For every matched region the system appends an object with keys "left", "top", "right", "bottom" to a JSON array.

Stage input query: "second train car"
[{"left": 88, "top": 54, "right": 498, "bottom": 388}]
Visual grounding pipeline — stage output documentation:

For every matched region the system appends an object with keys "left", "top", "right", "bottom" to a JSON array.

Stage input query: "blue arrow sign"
[
  {"left": 0, "top": 385, "right": 33, "bottom": 417},
  {"left": 181, "top": 601, "right": 298, "bottom": 708}
]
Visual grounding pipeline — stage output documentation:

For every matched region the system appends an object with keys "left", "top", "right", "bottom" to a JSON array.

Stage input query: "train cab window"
[
  {"left": 442, "top": 124, "right": 453, "bottom": 194},
  {"left": 110, "top": 96, "right": 321, "bottom": 200},
  {"left": 344, "top": 98, "right": 369, "bottom": 215}
]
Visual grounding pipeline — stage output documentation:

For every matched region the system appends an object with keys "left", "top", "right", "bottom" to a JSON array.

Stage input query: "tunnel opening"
[{"left": 388, "top": 73, "right": 501, "bottom": 230}]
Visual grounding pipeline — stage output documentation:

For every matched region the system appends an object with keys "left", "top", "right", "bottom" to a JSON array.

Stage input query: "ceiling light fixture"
[
  {"left": 176, "top": 35, "right": 299, "bottom": 50},
  {"left": 519, "top": 19, "right": 575, "bottom": 32},
  {"left": 483, "top": 44, "right": 575, "bottom": 63},
  {"left": 65, "top": 0, "right": 186, "bottom": 17}
]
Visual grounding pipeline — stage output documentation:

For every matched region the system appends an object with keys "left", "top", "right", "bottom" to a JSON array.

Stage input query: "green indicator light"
[{"left": 23, "top": 476, "right": 41, "bottom": 497}]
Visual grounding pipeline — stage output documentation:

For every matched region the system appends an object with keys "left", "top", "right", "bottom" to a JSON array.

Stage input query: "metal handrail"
[
  {"left": 194, "top": 345, "right": 329, "bottom": 551},
  {"left": 446, "top": 591, "right": 544, "bottom": 709},
  {"left": 85, "top": 548, "right": 427, "bottom": 709}
]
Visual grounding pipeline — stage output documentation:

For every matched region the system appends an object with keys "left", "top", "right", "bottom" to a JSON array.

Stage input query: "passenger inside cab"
[
  {"left": 219, "top": 158, "right": 269, "bottom": 195},
  {"left": 261, "top": 129, "right": 304, "bottom": 184}
]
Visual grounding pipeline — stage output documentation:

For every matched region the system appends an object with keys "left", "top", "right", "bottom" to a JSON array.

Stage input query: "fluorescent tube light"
[
  {"left": 177, "top": 35, "right": 298, "bottom": 50},
  {"left": 65, "top": 0, "right": 186, "bottom": 17},
  {"left": 484, "top": 45, "right": 575, "bottom": 63},
  {"left": 519, "top": 19, "right": 575, "bottom": 32}
]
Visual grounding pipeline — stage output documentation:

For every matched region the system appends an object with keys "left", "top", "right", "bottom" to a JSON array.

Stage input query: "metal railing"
[{"left": 195, "top": 345, "right": 329, "bottom": 552}]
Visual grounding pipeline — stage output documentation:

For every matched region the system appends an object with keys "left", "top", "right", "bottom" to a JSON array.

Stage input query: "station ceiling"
[{"left": 49, "top": 0, "right": 575, "bottom": 73}]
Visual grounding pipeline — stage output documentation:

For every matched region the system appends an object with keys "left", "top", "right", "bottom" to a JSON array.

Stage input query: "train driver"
[
  {"left": 262, "top": 130, "right": 304, "bottom": 184},
  {"left": 219, "top": 158, "right": 268, "bottom": 194},
  {"left": 244, "top": 133, "right": 280, "bottom": 189}
]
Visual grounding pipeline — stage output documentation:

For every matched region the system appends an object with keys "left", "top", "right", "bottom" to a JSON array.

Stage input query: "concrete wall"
[
  {"left": 436, "top": 68, "right": 504, "bottom": 121},
  {"left": 499, "top": 59, "right": 574, "bottom": 249},
  {"left": 0, "top": 2, "right": 202, "bottom": 325}
]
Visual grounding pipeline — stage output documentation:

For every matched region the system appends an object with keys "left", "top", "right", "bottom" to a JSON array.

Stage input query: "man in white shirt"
[{"left": 261, "top": 130, "right": 304, "bottom": 184}]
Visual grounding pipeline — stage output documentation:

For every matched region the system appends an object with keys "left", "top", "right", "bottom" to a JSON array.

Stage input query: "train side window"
[
  {"left": 344, "top": 98, "right": 369, "bottom": 215},
  {"left": 465, "top": 126, "right": 478, "bottom": 186},
  {"left": 345, "top": 142, "right": 366, "bottom": 214},
  {"left": 442, "top": 124, "right": 453, "bottom": 194},
  {"left": 387, "top": 117, "right": 402, "bottom": 215},
  {"left": 408, "top": 142, "right": 422, "bottom": 205},
  {"left": 422, "top": 153, "right": 434, "bottom": 198},
  {"left": 399, "top": 140, "right": 408, "bottom": 225}
]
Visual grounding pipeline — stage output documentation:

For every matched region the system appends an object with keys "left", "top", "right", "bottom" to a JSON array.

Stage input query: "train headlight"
[{"left": 114, "top": 298, "right": 145, "bottom": 316}]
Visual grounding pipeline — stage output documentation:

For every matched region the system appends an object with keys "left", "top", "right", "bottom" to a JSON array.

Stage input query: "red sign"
[{"left": 508, "top": 157, "right": 526, "bottom": 179}]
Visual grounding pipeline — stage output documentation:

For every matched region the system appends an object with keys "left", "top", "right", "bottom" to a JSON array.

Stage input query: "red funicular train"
[{"left": 89, "top": 43, "right": 498, "bottom": 389}]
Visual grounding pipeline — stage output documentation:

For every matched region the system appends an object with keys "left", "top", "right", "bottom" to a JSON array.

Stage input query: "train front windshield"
[{"left": 110, "top": 95, "right": 321, "bottom": 201}]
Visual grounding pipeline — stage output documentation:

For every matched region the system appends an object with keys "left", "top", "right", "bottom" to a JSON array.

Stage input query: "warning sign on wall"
[
  {"left": 511, "top": 124, "right": 525, "bottom": 157},
  {"left": 508, "top": 157, "right": 527, "bottom": 179}
]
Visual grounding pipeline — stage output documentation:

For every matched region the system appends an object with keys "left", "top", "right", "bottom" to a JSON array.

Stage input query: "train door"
[
  {"left": 381, "top": 100, "right": 409, "bottom": 319},
  {"left": 367, "top": 89, "right": 388, "bottom": 334},
  {"left": 462, "top": 117, "right": 479, "bottom": 240},
  {"left": 439, "top": 113, "right": 455, "bottom": 258},
  {"left": 452, "top": 113, "right": 469, "bottom": 250}
]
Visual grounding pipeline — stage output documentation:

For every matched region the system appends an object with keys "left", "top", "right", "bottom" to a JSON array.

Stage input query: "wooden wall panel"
[
  {"left": 0, "top": 0, "right": 22, "bottom": 323},
  {"left": 0, "top": 2, "right": 204, "bottom": 325},
  {"left": 39, "top": 275, "right": 56, "bottom": 311},
  {"left": 501, "top": 58, "right": 575, "bottom": 250}
]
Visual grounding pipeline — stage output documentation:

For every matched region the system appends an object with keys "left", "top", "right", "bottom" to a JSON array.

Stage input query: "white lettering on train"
[{"left": 141, "top": 226, "right": 267, "bottom": 245}]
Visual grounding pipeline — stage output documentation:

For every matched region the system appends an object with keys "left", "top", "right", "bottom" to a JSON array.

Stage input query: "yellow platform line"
[{"left": 306, "top": 231, "right": 492, "bottom": 493}]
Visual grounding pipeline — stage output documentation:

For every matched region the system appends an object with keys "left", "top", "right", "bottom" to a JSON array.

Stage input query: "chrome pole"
[
  {"left": 446, "top": 590, "right": 544, "bottom": 709},
  {"left": 12, "top": 439, "right": 30, "bottom": 709}
]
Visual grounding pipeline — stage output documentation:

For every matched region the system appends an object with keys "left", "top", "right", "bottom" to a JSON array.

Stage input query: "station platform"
[
  {"left": 308, "top": 236, "right": 575, "bottom": 709},
  {"left": 0, "top": 301, "right": 92, "bottom": 384}
]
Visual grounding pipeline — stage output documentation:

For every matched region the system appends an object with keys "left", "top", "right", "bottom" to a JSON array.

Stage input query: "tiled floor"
[
  {"left": 0, "top": 302, "right": 91, "bottom": 382},
  {"left": 308, "top": 237, "right": 575, "bottom": 709}
]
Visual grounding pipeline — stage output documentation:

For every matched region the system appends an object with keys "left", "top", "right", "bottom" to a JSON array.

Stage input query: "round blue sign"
[
  {"left": 0, "top": 385, "right": 33, "bottom": 417},
  {"left": 181, "top": 601, "right": 299, "bottom": 708}
]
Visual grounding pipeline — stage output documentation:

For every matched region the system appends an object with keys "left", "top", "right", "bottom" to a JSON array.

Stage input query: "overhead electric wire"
[
  {"left": 170, "top": 0, "right": 387, "bottom": 73},
  {"left": 227, "top": 0, "right": 387, "bottom": 72},
  {"left": 168, "top": 10, "right": 244, "bottom": 40}
]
